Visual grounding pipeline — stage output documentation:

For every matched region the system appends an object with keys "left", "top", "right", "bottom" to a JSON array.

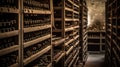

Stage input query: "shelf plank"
[
  {"left": 0, "top": 30, "right": 18, "bottom": 39},
  {"left": 73, "top": 25, "right": 79, "bottom": 29},
  {"left": 0, "top": 7, "right": 19, "bottom": 13},
  {"left": 54, "top": 52, "right": 65, "bottom": 63},
  {"left": 73, "top": 19, "right": 79, "bottom": 21},
  {"left": 65, "top": 39, "right": 74, "bottom": 46},
  {"left": 108, "top": 0, "right": 117, "bottom": 7},
  {"left": 24, "top": 9, "right": 51, "bottom": 14},
  {"left": 24, "top": 34, "right": 51, "bottom": 48},
  {"left": 83, "top": 52, "right": 88, "bottom": 62},
  {"left": 73, "top": 10, "right": 79, "bottom": 14},
  {"left": 66, "top": 46, "right": 74, "bottom": 55},
  {"left": 74, "top": 41, "right": 79, "bottom": 47},
  {"left": 68, "top": 0, "right": 79, "bottom": 7},
  {"left": 114, "top": 43, "right": 120, "bottom": 52},
  {"left": 0, "top": 45, "right": 18, "bottom": 56},
  {"left": 73, "top": 57, "right": 79, "bottom": 66},
  {"left": 65, "top": 27, "right": 74, "bottom": 32},
  {"left": 65, "top": 49, "right": 77, "bottom": 65},
  {"left": 107, "top": 34, "right": 111, "bottom": 39},
  {"left": 113, "top": 39, "right": 117, "bottom": 45},
  {"left": 24, "top": 24, "right": 51, "bottom": 33},
  {"left": 112, "top": 48, "right": 120, "bottom": 63},
  {"left": 53, "top": 38, "right": 65, "bottom": 47},
  {"left": 83, "top": 35, "right": 87, "bottom": 40},
  {"left": 65, "top": 18, "right": 73, "bottom": 21},
  {"left": 24, "top": 45, "right": 51, "bottom": 65},
  {"left": 65, "top": 52, "right": 73, "bottom": 65},
  {"left": 47, "top": 63, "right": 52, "bottom": 67},
  {"left": 10, "top": 63, "right": 18, "bottom": 67},
  {"left": 74, "top": 35, "right": 79, "bottom": 40},
  {"left": 68, "top": 50, "right": 79, "bottom": 67},
  {"left": 65, "top": 7, "right": 73, "bottom": 12},
  {"left": 73, "top": 31, "right": 78, "bottom": 35}
]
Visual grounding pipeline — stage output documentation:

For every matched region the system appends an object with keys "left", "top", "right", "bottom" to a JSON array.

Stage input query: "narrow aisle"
[{"left": 84, "top": 54, "right": 105, "bottom": 67}]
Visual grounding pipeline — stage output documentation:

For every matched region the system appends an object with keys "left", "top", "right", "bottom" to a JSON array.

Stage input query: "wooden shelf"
[
  {"left": 53, "top": 0, "right": 80, "bottom": 66},
  {"left": 108, "top": 0, "right": 117, "bottom": 7},
  {"left": 74, "top": 41, "right": 79, "bottom": 47},
  {"left": 74, "top": 35, "right": 79, "bottom": 40},
  {"left": 65, "top": 39, "right": 74, "bottom": 46},
  {"left": 112, "top": 48, "right": 120, "bottom": 63},
  {"left": 9, "top": 63, "right": 18, "bottom": 67},
  {"left": 65, "top": 18, "right": 73, "bottom": 21},
  {"left": 83, "top": 34, "right": 87, "bottom": 40},
  {"left": 0, "top": 45, "right": 18, "bottom": 56},
  {"left": 52, "top": 38, "right": 65, "bottom": 47},
  {"left": 73, "top": 57, "right": 79, "bottom": 66},
  {"left": 24, "top": 34, "right": 51, "bottom": 48},
  {"left": 73, "top": 19, "right": 79, "bottom": 21},
  {"left": 114, "top": 43, "right": 120, "bottom": 52},
  {"left": 24, "top": 45, "right": 51, "bottom": 65},
  {"left": 0, "top": 30, "right": 18, "bottom": 39},
  {"left": 65, "top": 7, "right": 73, "bottom": 12},
  {"left": 54, "top": 52, "right": 65, "bottom": 63},
  {"left": 65, "top": 27, "right": 74, "bottom": 32},
  {"left": 0, "top": 7, "right": 19, "bottom": 13},
  {"left": 73, "top": 25, "right": 79, "bottom": 29},
  {"left": 47, "top": 63, "right": 52, "bottom": 67},
  {"left": 65, "top": 52, "right": 73, "bottom": 65},
  {"left": 68, "top": 0, "right": 79, "bottom": 8},
  {"left": 112, "top": 39, "right": 117, "bottom": 45},
  {"left": 73, "top": 10, "right": 79, "bottom": 14},
  {"left": 24, "top": 24, "right": 51, "bottom": 33},
  {"left": 24, "top": 9, "right": 51, "bottom": 14},
  {"left": 66, "top": 46, "right": 74, "bottom": 55},
  {"left": 73, "top": 31, "right": 78, "bottom": 36},
  {"left": 68, "top": 50, "right": 79, "bottom": 67}
]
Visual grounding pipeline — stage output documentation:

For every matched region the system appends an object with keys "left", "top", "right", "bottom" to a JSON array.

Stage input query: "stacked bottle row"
[
  {"left": 0, "top": 0, "right": 19, "bottom": 67},
  {"left": 52, "top": 0, "right": 81, "bottom": 67},
  {"left": 0, "top": 0, "right": 52, "bottom": 67}
]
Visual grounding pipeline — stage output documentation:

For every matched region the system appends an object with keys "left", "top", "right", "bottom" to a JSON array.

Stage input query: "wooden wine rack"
[
  {"left": 0, "top": 0, "right": 53, "bottom": 67},
  {"left": 79, "top": 0, "right": 88, "bottom": 65},
  {"left": 0, "top": 0, "right": 88, "bottom": 67},
  {"left": 53, "top": 0, "right": 81, "bottom": 67},
  {"left": 105, "top": 0, "right": 120, "bottom": 67}
]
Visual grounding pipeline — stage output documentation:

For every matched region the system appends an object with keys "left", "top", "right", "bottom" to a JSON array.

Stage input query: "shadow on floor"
[{"left": 84, "top": 53, "right": 105, "bottom": 67}]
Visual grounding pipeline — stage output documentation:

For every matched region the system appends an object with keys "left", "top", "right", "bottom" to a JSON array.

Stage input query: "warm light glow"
[{"left": 87, "top": 12, "right": 91, "bottom": 26}]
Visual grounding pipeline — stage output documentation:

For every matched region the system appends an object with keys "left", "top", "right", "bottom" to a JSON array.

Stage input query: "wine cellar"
[{"left": 0, "top": 0, "right": 120, "bottom": 67}]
